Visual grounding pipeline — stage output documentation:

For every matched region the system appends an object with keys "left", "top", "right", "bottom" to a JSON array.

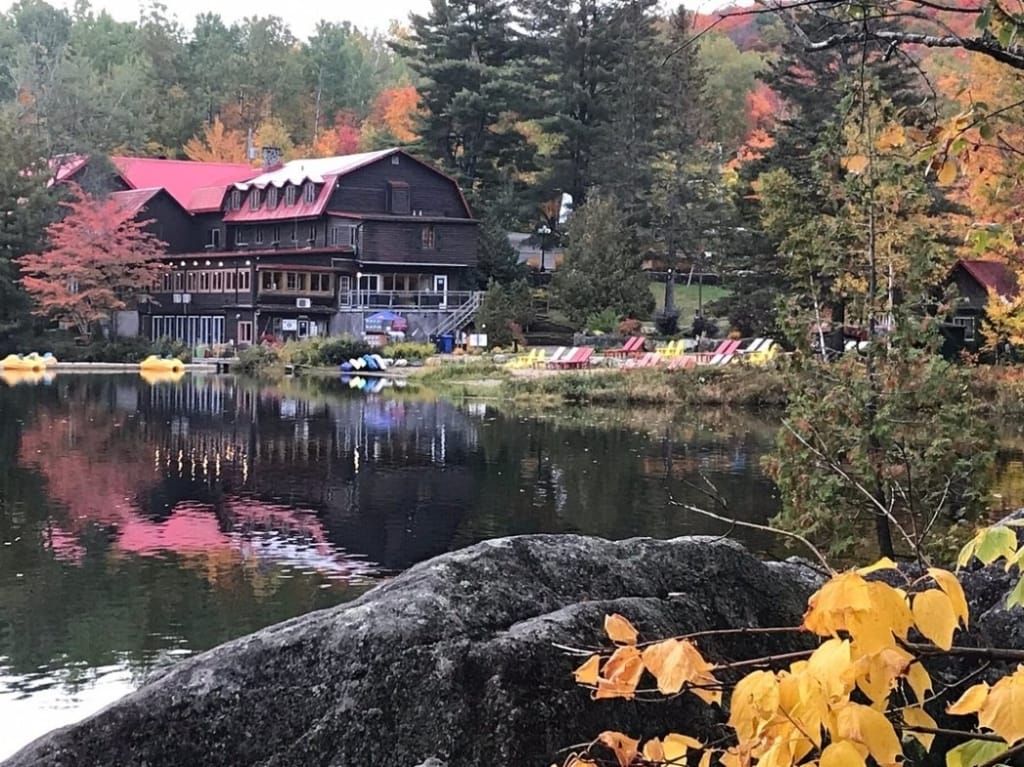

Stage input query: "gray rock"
[{"left": 3, "top": 535, "right": 816, "bottom": 767}]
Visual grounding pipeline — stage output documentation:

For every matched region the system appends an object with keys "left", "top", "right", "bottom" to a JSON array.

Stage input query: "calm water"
[{"left": 2, "top": 373, "right": 1019, "bottom": 758}]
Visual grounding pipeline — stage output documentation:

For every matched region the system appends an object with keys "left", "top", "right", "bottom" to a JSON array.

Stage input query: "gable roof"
[
  {"left": 110, "top": 187, "right": 162, "bottom": 217},
  {"left": 112, "top": 156, "right": 258, "bottom": 214},
  {"left": 956, "top": 259, "right": 1019, "bottom": 300}
]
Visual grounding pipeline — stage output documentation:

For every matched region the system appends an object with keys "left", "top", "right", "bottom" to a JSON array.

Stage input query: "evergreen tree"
[
  {"left": 553, "top": 191, "right": 654, "bottom": 327},
  {"left": 394, "top": 0, "right": 537, "bottom": 212},
  {"left": 0, "top": 108, "right": 55, "bottom": 338},
  {"left": 475, "top": 215, "right": 525, "bottom": 288}
]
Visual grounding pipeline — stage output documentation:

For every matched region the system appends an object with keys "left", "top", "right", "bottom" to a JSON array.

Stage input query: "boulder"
[{"left": 4, "top": 535, "right": 818, "bottom": 767}]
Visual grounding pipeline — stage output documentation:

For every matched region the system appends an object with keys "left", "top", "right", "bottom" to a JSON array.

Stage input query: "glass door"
[{"left": 433, "top": 275, "right": 448, "bottom": 308}]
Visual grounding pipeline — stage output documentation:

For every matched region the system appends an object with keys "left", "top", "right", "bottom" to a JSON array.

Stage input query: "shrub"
[
  {"left": 234, "top": 344, "right": 280, "bottom": 375},
  {"left": 151, "top": 337, "right": 193, "bottom": 362},
  {"left": 617, "top": 318, "right": 642, "bottom": 336},
  {"left": 279, "top": 338, "right": 325, "bottom": 367},
  {"left": 654, "top": 310, "right": 680, "bottom": 336},
  {"left": 586, "top": 307, "right": 620, "bottom": 334},
  {"left": 317, "top": 335, "right": 375, "bottom": 365},
  {"left": 384, "top": 341, "right": 435, "bottom": 361}
]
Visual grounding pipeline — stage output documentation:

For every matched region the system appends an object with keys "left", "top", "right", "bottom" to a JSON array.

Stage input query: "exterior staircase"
[{"left": 433, "top": 291, "right": 483, "bottom": 337}]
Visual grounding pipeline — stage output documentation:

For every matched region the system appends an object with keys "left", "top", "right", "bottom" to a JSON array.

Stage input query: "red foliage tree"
[{"left": 17, "top": 183, "right": 169, "bottom": 336}]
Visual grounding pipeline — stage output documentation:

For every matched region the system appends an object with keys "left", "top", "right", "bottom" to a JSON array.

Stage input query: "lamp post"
[
  {"left": 537, "top": 224, "right": 552, "bottom": 272},
  {"left": 697, "top": 250, "right": 712, "bottom": 319}
]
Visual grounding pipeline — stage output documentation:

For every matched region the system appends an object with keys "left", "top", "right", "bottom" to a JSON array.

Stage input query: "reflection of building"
[{"left": 27, "top": 376, "right": 483, "bottom": 574}]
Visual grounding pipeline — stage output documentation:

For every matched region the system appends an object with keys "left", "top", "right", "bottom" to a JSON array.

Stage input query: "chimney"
[{"left": 261, "top": 146, "right": 282, "bottom": 170}]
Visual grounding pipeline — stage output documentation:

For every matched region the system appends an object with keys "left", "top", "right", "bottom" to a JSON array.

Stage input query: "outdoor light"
[
  {"left": 192, "top": 260, "right": 198, "bottom": 266},
  {"left": 205, "top": 259, "right": 211, "bottom": 266},
  {"left": 245, "top": 260, "right": 251, "bottom": 266},
  {"left": 218, "top": 261, "right": 224, "bottom": 267},
  {"left": 179, "top": 260, "right": 185, "bottom": 266}
]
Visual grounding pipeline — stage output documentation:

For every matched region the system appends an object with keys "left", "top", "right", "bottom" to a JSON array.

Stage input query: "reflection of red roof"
[
  {"left": 223, "top": 176, "right": 338, "bottom": 223},
  {"left": 957, "top": 259, "right": 1020, "bottom": 299},
  {"left": 110, "top": 188, "right": 161, "bottom": 217},
  {"left": 112, "top": 156, "right": 258, "bottom": 213}
]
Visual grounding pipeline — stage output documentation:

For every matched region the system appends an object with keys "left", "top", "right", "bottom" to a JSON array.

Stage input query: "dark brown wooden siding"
[
  {"left": 329, "top": 155, "right": 471, "bottom": 218},
  {"left": 952, "top": 266, "right": 991, "bottom": 312},
  {"left": 143, "top": 192, "right": 198, "bottom": 254},
  {"left": 360, "top": 221, "right": 478, "bottom": 267}
]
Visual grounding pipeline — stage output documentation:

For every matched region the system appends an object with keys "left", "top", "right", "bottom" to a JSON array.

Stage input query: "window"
[
  {"left": 266, "top": 187, "right": 278, "bottom": 209},
  {"left": 285, "top": 272, "right": 301, "bottom": 291},
  {"left": 234, "top": 227, "right": 248, "bottom": 246},
  {"left": 953, "top": 315, "right": 976, "bottom": 342},
  {"left": 388, "top": 181, "right": 410, "bottom": 215},
  {"left": 249, "top": 190, "right": 260, "bottom": 210},
  {"left": 309, "top": 273, "right": 332, "bottom": 293},
  {"left": 186, "top": 272, "right": 198, "bottom": 291},
  {"left": 304, "top": 182, "right": 316, "bottom": 204},
  {"left": 271, "top": 225, "right": 281, "bottom": 245},
  {"left": 198, "top": 272, "right": 211, "bottom": 292},
  {"left": 238, "top": 321, "right": 253, "bottom": 345},
  {"left": 237, "top": 269, "right": 250, "bottom": 292},
  {"left": 207, "top": 228, "right": 221, "bottom": 249},
  {"left": 290, "top": 222, "right": 299, "bottom": 243},
  {"left": 212, "top": 272, "right": 224, "bottom": 292},
  {"left": 255, "top": 227, "right": 264, "bottom": 245},
  {"left": 285, "top": 185, "right": 297, "bottom": 206},
  {"left": 307, "top": 225, "right": 317, "bottom": 245},
  {"left": 421, "top": 225, "right": 436, "bottom": 250},
  {"left": 329, "top": 225, "right": 355, "bottom": 247},
  {"left": 261, "top": 271, "right": 281, "bottom": 291},
  {"left": 229, "top": 190, "right": 241, "bottom": 210},
  {"left": 391, "top": 154, "right": 400, "bottom": 165},
  {"left": 174, "top": 272, "right": 185, "bottom": 291},
  {"left": 161, "top": 273, "right": 174, "bottom": 291}
]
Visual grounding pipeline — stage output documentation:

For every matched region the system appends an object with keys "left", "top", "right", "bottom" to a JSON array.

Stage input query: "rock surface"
[{"left": 4, "top": 535, "right": 818, "bottom": 767}]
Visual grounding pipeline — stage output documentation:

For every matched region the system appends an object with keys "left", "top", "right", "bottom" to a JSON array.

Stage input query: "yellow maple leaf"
[
  {"left": 595, "top": 645, "right": 643, "bottom": 700},
  {"left": 807, "top": 638, "right": 854, "bottom": 702},
  {"left": 927, "top": 568, "right": 970, "bottom": 627},
  {"left": 820, "top": 739, "right": 867, "bottom": 767},
  {"left": 912, "top": 589, "right": 959, "bottom": 650},
  {"left": 978, "top": 667, "right": 1024, "bottom": 744},
  {"left": 604, "top": 613, "right": 638, "bottom": 645},
  {"left": 857, "top": 557, "right": 898, "bottom": 575},
  {"left": 641, "top": 638, "right": 718, "bottom": 697},
  {"left": 729, "top": 670, "right": 780, "bottom": 743},
  {"left": 902, "top": 704, "right": 937, "bottom": 750},
  {"left": 834, "top": 703, "right": 902, "bottom": 767},
  {"left": 573, "top": 655, "right": 600, "bottom": 686},
  {"left": 663, "top": 733, "right": 702, "bottom": 762},
  {"left": 597, "top": 731, "right": 639, "bottom": 767},
  {"left": 947, "top": 682, "right": 990, "bottom": 716},
  {"left": 937, "top": 160, "right": 958, "bottom": 185},
  {"left": 905, "top": 662, "right": 933, "bottom": 704},
  {"left": 875, "top": 124, "right": 907, "bottom": 151}
]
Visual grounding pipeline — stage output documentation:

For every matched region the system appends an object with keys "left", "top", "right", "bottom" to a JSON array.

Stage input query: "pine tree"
[
  {"left": 554, "top": 191, "right": 654, "bottom": 327},
  {"left": 394, "top": 0, "right": 537, "bottom": 213}
]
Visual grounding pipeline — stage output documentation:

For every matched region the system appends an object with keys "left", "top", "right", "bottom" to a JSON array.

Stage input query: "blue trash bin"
[{"left": 440, "top": 333, "right": 455, "bottom": 354}]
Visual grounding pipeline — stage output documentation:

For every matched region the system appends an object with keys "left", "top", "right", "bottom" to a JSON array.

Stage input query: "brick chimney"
[{"left": 261, "top": 146, "right": 282, "bottom": 170}]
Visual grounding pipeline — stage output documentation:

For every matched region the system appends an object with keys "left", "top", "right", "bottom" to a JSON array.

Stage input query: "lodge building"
[{"left": 58, "top": 147, "right": 480, "bottom": 347}]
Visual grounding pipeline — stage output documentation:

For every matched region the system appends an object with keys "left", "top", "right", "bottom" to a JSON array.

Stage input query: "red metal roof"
[
  {"left": 957, "top": 259, "right": 1019, "bottom": 299},
  {"left": 49, "top": 154, "right": 89, "bottom": 184},
  {"left": 110, "top": 188, "right": 161, "bottom": 217},
  {"left": 112, "top": 156, "right": 257, "bottom": 214},
  {"left": 223, "top": 176, "right": 339, "bottom": 223}
]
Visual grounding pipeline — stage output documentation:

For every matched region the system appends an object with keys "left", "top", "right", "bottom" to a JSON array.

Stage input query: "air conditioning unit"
[{"left": 296, "top": 298, "right": 312, "bottom": 309}]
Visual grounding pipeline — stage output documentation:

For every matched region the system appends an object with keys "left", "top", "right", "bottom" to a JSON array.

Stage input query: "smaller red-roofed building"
[{"left": 949, "top": 259, "right": 1021, "bottom": 347}]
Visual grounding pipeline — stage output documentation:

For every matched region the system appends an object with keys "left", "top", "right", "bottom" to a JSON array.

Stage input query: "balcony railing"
[{"left": 340, "top": 290, "right": 479, "bottom": 310}]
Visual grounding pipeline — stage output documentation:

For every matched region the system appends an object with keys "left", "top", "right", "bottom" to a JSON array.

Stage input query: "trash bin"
[{"left": 440, "top": 333, "right": 455, "bottom": 354}]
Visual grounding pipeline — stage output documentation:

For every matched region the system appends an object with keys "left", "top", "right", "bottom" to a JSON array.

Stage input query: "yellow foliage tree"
[
  {"left": 183, "top": 117, "right": 248, "bottom": 164},
  {"left": 253, "top": 116, "right": 296, "bottom": 161},
  {"left": 982, "top": 272, "right": 1024, "bottom": 352},
  {"left": 559, "top": 526, "right": 1024, "bottom": 767}
]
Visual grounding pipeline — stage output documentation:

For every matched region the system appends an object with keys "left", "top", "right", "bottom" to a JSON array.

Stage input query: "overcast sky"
[{"left": 0, "top": 0, "right": 735, "bottom": 40}]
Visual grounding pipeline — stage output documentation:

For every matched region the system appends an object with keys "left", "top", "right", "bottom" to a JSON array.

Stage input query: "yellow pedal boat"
[{"left": 139, "top": 355, "right": 185, "bottom": 373}]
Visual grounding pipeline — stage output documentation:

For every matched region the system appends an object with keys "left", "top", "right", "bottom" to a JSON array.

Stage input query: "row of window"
[
  {"left": 214, "top": 224, "right": 357, "bottom": 249},
  {"left": 259, "top": 271, "right": 334, "bottom": 293},
  {"left": 227, "top": 182, "right": 317, "bottom": 212},
  {"left": 152, "top": 315, "right": 225, "bottom": 346},
  {"left": 161, "top": 269, "right": 252, "bottom": 293}
]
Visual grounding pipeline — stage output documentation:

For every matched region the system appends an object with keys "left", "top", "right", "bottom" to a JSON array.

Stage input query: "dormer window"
[
  {"left": 266, "top": 187, "right": 278, "bottom": 209},
  {"left": 229, "top": 189, "right": 241, "bottom": 210},
  {"left": 303, "top": 182, "right": 316, "bottom": 204},
  {"left": 285, "top": 185, "right": 297, "bottom": 206},
  {"left": 249, "top": 190, "right": 261, "bottom": 211}
]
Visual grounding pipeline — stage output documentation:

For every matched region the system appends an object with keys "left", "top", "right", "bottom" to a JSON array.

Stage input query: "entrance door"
[
  {"left": 433, "top": 275, "right": 448, "bottom": 308},
  {"left": 357, "top": 274, "right": 380, "bottom": 307}
]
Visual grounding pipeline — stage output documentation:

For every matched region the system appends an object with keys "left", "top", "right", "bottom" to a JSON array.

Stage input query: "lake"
[{"left": 1, "top": 372, "right": 1021, "bottom": 758}]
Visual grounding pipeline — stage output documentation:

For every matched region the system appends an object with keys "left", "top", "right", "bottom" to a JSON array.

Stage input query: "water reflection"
[{"left": 0, "top": 373, "right": 783, "bottom": 758}]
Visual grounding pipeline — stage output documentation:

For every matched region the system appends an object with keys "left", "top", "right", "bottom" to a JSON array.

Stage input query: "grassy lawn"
[{"left": 650, "top": 282, "right": 731, "bottom": 317}]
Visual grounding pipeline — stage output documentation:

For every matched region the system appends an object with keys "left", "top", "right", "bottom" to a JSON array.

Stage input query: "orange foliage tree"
[
  {"left": 17, "top": 183, "right": 168, "bottom": 336},
  {"left": 365, "top": 85, "right": 422, "bottom": 144},
  {"left": 184, "top": 116, "right": 249, "bottom": 163},
  {"left": 310, "top": 111, "right": 362, "bottom": 157}
]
